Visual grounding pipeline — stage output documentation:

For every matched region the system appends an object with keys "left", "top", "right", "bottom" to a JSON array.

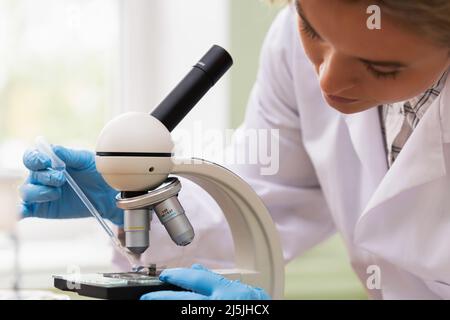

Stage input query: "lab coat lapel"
[
  {"left": 358, "top": 92, "right": 447, "bottom": 221},
  {"left": 354, "top": 78, "right": 450, "bottom": 279},
  {"left": 342, "top": 107, "right": 388, "bottom": 196}
]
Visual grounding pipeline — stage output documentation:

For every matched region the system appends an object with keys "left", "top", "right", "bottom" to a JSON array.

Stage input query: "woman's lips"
[{"left": 326, "top": 94, "right": 359, "bottom": 104}]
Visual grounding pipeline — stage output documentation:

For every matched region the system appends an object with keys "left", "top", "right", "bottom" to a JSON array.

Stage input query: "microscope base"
[{"left": 53, "top": 273, "right": 184, "bottom": 300}]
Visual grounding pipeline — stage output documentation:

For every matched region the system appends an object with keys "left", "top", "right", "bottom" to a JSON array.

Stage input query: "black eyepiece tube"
[{"left": 151, "top": 45, "right": 233, "bottom": 132}]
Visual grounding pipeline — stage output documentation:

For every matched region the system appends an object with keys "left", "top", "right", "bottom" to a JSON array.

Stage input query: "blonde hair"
[
  {"left": 372, "top": 0, "right": 450, "bottom": 48},
  {"left": 270, "top": 0, "right": 450, "bottom": 48}
]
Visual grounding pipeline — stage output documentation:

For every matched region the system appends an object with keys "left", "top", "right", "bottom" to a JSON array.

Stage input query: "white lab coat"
[{"left": 114, "top": 4, "right": 450, "bottom": 299}]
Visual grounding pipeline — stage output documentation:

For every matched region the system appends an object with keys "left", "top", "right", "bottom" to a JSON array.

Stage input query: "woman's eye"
[
  {"left": 363, "top": 62, "right": 401, "bottom": 80},
  {"left": 300, "top": 19, "right": 320, "bottom": 40}
]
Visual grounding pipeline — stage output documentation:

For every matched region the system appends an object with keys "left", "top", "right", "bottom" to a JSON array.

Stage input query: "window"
[
  {"left": 0, "top": 0, "right": 230, "bottom": 291},
  {"left": 0, "top": 0, "right": 120, "bottom": 169},
  {"left": 0, "top": 0, "right": 120, "bottom": 290}
]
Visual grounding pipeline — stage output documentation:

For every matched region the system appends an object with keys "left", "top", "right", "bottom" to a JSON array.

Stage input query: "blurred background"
[{"left": 0, "top": 0, "right": 366, "bottom": 299}]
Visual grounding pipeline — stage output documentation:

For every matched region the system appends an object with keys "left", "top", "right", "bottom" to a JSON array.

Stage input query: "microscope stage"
[{"left": 53, "top": 272, "right": 184, "bottom": 300}]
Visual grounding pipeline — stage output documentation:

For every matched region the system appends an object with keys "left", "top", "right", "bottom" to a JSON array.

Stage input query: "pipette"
[{"left": 35, "top": 136, "right": 140, "bottom": 269}]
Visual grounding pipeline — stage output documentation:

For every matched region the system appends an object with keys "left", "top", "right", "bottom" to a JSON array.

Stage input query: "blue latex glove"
[
  {"left": 140, "top": 264, "right": 271, "bottom": 300},
  {"left": 20, "top": 145, "right": 123, "bottom": 226}
]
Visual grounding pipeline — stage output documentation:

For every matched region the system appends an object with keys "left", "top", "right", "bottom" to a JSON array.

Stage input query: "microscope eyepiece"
[
  {"left": 194, "top": 45, "right": 233, "bottom": 85},
  {"left": 151, "top": 45, "right": 233, "bottom": 132}
]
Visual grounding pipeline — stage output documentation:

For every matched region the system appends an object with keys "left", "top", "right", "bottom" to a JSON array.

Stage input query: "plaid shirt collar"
[
  {"left": 404, "top": 70, "right": 449, "bottom": 127},
  {"left": 380, "top": 70, "right": 449, "bottom": 167}
]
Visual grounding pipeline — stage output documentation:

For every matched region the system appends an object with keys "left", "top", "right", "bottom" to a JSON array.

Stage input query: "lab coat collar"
[
  {"left": 350, "top": 78, "right": 450, "bottom": 282},
  {"left": 341, "top": 76, "right": 450, "bottom": 224},
  {"left": 354, "top": 76, "right": 450, "bottom": 237}
]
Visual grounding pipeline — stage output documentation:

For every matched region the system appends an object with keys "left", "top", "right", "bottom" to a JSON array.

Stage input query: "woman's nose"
[{"left": 318, "top": 52, "right": 357, "bottom": 96}]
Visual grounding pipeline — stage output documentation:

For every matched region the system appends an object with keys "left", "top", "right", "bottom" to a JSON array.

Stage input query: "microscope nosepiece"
[{"left": 117, "top": 178, "right": 194, "bottom": 254}]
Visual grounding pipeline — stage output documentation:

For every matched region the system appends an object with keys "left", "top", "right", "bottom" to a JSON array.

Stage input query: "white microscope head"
[
  {"left": 95, "top": 112, "right": 174, "bottom": 192},
  {"left": 95, "top": 45, "right": 233, "bottom": 192}
]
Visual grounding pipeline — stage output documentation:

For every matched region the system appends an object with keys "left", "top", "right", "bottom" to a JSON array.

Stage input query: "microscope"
[{"left": 53, "top": 45, "right": 285, "bottom": 300}]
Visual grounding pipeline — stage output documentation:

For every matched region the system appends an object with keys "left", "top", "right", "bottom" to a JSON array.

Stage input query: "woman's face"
[{"left": 296, "top": 0, "right": 450, "bottom": 114}]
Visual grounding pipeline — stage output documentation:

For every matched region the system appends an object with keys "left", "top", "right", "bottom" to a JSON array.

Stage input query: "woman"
[{"left": 20, "top": 0, "right": 450, "bottom": 299}]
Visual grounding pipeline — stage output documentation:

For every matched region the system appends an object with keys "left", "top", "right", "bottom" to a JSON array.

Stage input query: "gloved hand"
[
  {"left": 140, "top": 264, "right": 271, "bottom": 300},
  {"left": 20, "top": 145, "right": 123, "bottom": 226}
]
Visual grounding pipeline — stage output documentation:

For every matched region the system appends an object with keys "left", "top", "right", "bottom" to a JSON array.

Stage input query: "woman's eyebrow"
[{"left": 295, "top": 0, "right": 323, "bottom": 40}]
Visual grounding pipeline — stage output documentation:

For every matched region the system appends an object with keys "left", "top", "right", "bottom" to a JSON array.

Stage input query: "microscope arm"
[{"left": 171, "top": 158, "right": 285, "bottom": 299}]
